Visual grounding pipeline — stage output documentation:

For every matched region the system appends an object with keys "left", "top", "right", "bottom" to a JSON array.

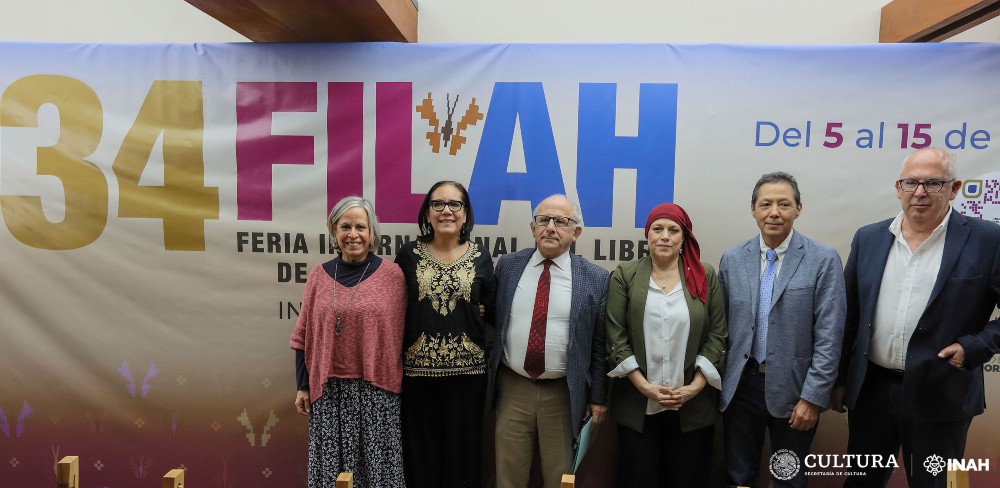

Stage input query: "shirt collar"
[
  {"left": 888, "top": 210, "right": 952, "bottom": 238},
  {"left": 758, "top": 228, "right": 794, "bottom": 259},
  {"left": 531, "top": 249, "right": 572, "bottom": 271}
]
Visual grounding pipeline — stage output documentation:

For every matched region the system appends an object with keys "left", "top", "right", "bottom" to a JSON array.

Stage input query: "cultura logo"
[
  {"left": 770, "top": 449, "right": 801, "bottom": 481},
  {"left": 416, "top": 92, "right": 484, "bottom": 156}
]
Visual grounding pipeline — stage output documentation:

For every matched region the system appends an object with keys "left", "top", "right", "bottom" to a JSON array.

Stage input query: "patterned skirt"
[{"left": 308, "top": 377, "right": 405, "bottom": 488}]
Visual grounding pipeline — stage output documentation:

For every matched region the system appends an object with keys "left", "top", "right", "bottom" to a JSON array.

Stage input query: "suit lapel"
[
  {"left": 770, "top": 232, "right": 804, "bottom": 306},
  {"left": 506, "top": 250, "right": 533, "bottom": 298},
  {"left": 680, "top": 263, "right": 704, "bottom": 363},
  {"left": 567, "top": 253, "right": 582, "bottom": 354},
  {"left": 865, "top": 225, "right": 894, "bottom": 306},
  {"left": 743, "top": 240, "right": 761, "bottom": 321},
  {"left": 927, "top": 211, "right": 970, "bottom": 309},
  {"left": 630, "top": 258, "right": 653, "bottom": 371}
]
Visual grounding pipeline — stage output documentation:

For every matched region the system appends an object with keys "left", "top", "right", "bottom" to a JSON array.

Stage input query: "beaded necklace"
[{"left": 332, "top": 259, "right": 370, "bottom": 335}]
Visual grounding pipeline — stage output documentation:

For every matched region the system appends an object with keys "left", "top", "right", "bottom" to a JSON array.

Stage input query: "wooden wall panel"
[
  {"left": 184, "top": 0, "right": 417, "bottom": 42},
  {"left": 881, "top": 0, "right": 1000, "bottom": 42}
]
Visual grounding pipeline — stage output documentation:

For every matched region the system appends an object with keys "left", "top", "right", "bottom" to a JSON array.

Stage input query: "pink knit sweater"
[{"left": 289, "top": 261, "right": 406, "bottom": 403}]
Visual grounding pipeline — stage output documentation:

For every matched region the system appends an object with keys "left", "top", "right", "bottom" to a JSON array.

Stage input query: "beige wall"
[{"left": 0, "top": 0, "right": 997, "bottom": 44}]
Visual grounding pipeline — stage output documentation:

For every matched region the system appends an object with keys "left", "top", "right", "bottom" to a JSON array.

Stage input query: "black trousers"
[
  {"left": 844, "top": 363, "right": 971, "bottom": 488},
  {"left": 723, "top": 365, "right": 816, "bottom": 488},
  {"left": 616, "top": 409, "right": 714, "bottom": 488},
  {"left": 401, "top": 374, "right": 486, "bottom": 488}
]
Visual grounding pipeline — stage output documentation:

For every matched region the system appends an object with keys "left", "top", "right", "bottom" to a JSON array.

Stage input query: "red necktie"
[{"left": 524, "top": 259, "right": 552, "bottom": 379}]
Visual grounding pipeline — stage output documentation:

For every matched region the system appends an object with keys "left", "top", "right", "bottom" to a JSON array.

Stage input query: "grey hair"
[
  {"left": 902, "top": 148, "right": 957, "bottom": 180},
  {"left": 326, "top": 196, "right": 380, "bottom": 253},
  {"left": 751, "top": 171, "right": 801, "bottom": 206},
  {"left": 533, "top": 194, "right": 584, "bottom": 228}
]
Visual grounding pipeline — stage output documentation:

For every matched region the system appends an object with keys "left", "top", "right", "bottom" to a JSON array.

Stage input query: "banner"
[{"left": 1, "top": 42, "right": 998, "bottom": 487}]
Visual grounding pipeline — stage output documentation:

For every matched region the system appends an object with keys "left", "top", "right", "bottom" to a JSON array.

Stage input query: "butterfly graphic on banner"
[
  {"left": 0, "top": 400, "right": 32, "bottom": 438},
  {"left": 236, "top": 409, "right": 279, "bottom": 447},
  {"left": 416, "top": 92, "right": 484, "bottom": 156},
  {"left": 117, "top": 360, "right": 159, "bottom": 398}
]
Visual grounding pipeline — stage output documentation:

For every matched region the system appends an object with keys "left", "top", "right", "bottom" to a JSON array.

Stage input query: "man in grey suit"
[
  {"left": 487, "top": 194, "right": 609, "bottom": 488},
  {"left": 719, "top": 172, "right": 846, "bottom": 488}
]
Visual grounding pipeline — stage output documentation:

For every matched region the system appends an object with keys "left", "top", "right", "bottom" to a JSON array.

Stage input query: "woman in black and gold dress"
[{"left": 395, "top": 180, "right": 496, "bottom": 487}]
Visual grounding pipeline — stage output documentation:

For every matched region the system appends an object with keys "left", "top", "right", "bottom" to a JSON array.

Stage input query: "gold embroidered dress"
[{"left": 395, "top": 240, "right": 496, "bottom": 377}]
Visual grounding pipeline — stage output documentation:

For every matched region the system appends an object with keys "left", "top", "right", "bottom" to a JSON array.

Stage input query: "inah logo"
[
  {"left": 770, "top": 449, "right": 800, "bottom": 481},
  {"left": 924, "top": 454, "right": 946, "bottom": 476}
]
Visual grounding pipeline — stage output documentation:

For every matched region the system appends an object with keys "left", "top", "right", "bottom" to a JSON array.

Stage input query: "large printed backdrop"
[{"left": 1, "top": 42, "right": 999, "bottom": 487}]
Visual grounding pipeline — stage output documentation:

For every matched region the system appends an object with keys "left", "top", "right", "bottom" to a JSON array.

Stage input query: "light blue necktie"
[{"left": 752, "top": 249, "right": 778, "bottom": 363}]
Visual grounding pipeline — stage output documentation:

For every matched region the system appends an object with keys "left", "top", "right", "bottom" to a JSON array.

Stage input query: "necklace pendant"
[{"left": 335, "top": 317, "right": 343, "bottom": 335}]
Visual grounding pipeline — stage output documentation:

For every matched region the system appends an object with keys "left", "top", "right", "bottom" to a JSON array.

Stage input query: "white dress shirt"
[
  {"left": 758, "top": 229, "right": 794, "bottom": 280},
  {"left": 503, "top": 250, "right": 572, "bottom": 379},
  {"left": 871, "top": 212, "right": 950, "bottom": 370},
  {"left": 608, "top": 280, "right": 722, "bottom": 414}
]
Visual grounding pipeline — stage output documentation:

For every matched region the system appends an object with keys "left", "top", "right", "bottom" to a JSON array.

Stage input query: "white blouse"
[{"left": 609, "top": 278, "right": 721, "bottom": 414}]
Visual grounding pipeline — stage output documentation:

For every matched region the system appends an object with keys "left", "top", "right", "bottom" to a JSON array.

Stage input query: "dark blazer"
[
  {"left": 837, "top": 210, "right": 1000, "bottom": 421},
  {"left": 605, "top": 256, "right": 727, "bottom": 433},
  {"left": 487, "top": 248, "right": 610, "bottom": 439},
  {"left": 719, "top": 231, "right": 846, "bottom": 417}
]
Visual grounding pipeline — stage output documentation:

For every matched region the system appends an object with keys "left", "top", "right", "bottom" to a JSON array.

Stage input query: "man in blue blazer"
[
  {"left": 719, "top": 172, "right": 846, "bottom": 488},
  {"left": 832, "top": 148, "right": 1000, "bottom": 487},
  {"left": 487, "top": 194, "right": 609, "bottom": 488}
]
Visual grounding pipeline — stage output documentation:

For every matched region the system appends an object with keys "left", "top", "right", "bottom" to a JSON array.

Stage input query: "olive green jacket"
[{"left": 606, "top": 256, "right": 727, "bottom": 433}]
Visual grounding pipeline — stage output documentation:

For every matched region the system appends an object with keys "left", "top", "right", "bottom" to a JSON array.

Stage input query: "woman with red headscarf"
[{"left": 605, "top": 203, "right": 727, "bottom": 487}]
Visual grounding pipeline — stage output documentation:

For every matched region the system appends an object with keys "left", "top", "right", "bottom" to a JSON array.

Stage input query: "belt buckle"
[{"left": 757, "top": 361, "right": 766, "bottom": 374}]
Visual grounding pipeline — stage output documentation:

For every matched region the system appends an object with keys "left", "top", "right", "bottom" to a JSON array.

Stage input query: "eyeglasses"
[
  {"left": 533, "top": 215, "right": 577, "bottom": 228},
  {"left": 429, "top": 199, "right": 465, "bottom": 212},
  {"left": 897, "top": 179, "right": 955, "bottom": 193}
]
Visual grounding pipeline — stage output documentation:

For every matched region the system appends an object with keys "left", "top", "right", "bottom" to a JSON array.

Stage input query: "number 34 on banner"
[{"left": 0, "top": 75, "right": 219, "bottom": 251}]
